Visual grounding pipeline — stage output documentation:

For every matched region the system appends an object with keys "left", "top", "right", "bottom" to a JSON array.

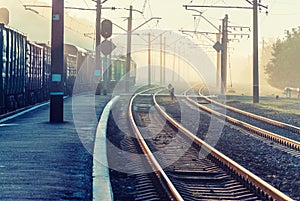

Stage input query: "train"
[
  {"left": 0, "top": 23, "right": 136, "bottom": 115},
  {"left": 107, "top": 55, "right": 137, "bottom": 90}
]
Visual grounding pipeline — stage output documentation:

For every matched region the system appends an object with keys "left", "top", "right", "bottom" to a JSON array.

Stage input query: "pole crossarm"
[
  {"left": 228, "top": 25, "right": 251, "bottom": 31},
  {"left": 228, "top": 33, "right": 250, "bottom": 37},
  {"left": 183, "top": 5, "right": 253, "bottom": 10},
  {"left": 24, "top": 5, "right": 95, "bottom": 11},
  {"left": 246, "top": 0, "right": 268, "bottom": 9},
  {"left": 183, "top": 2, "right": 268, "bottom": 12},
  {"left": 23, "top": 4, "right": 119, "bottom": 11},
  {"left": 92, "top": 0, "right": 108, "bottom": 3},
  {"left": 180, "top": 29, "right": 219, "bottom": 35}
]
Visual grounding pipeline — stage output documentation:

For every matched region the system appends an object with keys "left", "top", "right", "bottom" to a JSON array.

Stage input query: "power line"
[
  {"left": 83, "top": 0, "right": 90, "bottom": 8},
  {"left": 183, "top": 1, "right": 268, "bottom": 103}
]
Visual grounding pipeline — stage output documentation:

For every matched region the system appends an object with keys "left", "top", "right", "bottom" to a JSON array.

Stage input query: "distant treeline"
[{"left": 265, "top": 27, "right": 300, "bottom": 89}]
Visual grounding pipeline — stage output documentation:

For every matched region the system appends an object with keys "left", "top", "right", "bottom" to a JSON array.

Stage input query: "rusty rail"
[
  {"left": 153, "top": 92, "right": 293, "bottom": 201},
  {"left": 198, "top": 89, "right": 300, "bottom": 135},
  {"left": 128, "top": 88, "right": 184, "bottom": 201},
  {"left": 189, "top": 89, "right": 300, "bottom": 151}
]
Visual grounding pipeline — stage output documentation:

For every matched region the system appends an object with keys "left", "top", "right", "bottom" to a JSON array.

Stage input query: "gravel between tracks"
[
  {"left": 157, "top": 96, "right": 300, "bottom": 200},
  {"left": 225, "top": 95, "right": 300, "bottom": 127}
]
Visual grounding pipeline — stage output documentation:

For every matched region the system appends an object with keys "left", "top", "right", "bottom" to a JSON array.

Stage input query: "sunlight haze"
[{"left": 1, "top": 0, "right": 298, "bottom": 95}]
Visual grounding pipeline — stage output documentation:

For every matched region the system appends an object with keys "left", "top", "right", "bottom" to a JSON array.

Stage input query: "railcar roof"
[{"left": 64, "top": 43, "right": 88, "bottom": 56}]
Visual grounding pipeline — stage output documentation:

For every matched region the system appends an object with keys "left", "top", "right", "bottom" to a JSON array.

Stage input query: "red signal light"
[{"left": 101, "top": 19, "right": 112, "bottom": 38}]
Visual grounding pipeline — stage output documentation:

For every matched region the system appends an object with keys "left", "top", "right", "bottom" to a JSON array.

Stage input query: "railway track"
[
  {"left": 107, "top": 94, "right": 172, "bottom": 201},
  {"left": 198, "top": 88, "right": 300, "bottom": 135},
  {"left": 183, "top": 88, "right": 300, "bottom": 153},
  {"left": 156, "top": 87, "right": 299, "bottom": 199},
  {"left": 107, "top": 88, "right": 292, "bottom": 200}
]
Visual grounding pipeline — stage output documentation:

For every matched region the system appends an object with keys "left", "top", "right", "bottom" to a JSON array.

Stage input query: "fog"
[
  {"left": 1, "top": 0, "right": 94, "bottom": 49},
  {"left": 0, "top": 0, "right": 283, "bottom": 96},
  {"left": 229, "top": 56, "right": 282, "bottom": 96}
]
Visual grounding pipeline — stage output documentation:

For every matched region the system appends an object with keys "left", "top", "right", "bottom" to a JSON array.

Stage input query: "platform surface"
[{"left": 0, "top": 94, "right": 110, "bottom": 200}]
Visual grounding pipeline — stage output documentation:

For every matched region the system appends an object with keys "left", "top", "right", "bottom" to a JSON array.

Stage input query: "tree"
[{"left": 265, "top": 28, "right": 300, "bottom": 90}]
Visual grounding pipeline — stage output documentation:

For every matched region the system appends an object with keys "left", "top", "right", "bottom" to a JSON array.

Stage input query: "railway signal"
[
  {"left": 213, "top": 41, "right": 223, "bottom": 52},
  {"left": 100, "top": 38, "right": 116, "bottom": 95},
  {"left": 100, "top": 39, "right": 116, "bottom": 55},
  {"left": 101, "top": 19, "right": 112, "bottom": 38}
]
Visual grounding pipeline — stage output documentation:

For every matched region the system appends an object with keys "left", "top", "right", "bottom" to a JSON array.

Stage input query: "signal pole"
[
  {"left": 26, "top": 1, "right": 115, "bottom": 97},
  {"left": 95, "top": 0, "right": 115, "bottom": 95}
]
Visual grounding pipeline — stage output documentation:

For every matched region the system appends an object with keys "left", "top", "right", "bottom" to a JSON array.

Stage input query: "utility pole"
[
  {"left": 108, "top": 38, "right": 112, "bottom": 86},
  {"left": 177, "top": 45, "right": 180, "bottom": 81},
  {"left": 216, "top": 25, "right": 221, "bottom": 89},
  {"left": 125, "top": 5, "right": 133, "bottom": 92},
  {"left": 148, "top": 32, "right": 151, "bottom": 86},
  {"left": 23, "top": 1, "right": 115, "bottom": 98},
  {"left": 172, "top": 44, "right": 176, "bottom": 82},
  {"left": 123, "top": 7, "right": 160, "bottom": 91},
  {"left": 163, "top": 37, "right": 166, "bottom": 85},
  {"left": 160, "top": 34, "right": 163, "bottom": 85},
  {"left": 183, "top": 2, "right": 268, "bottom": 103},
  {"left": 50, "top": 0, "right": 64, "bottom": 123},
  {"left": 95, "top": 0, "right": 102, "bottom": 95},
  {"left": 221, "top": 14, "right": 228, "bottom": 94},
  {"left": 253, "top": 0, "right": 259, "bottom": 103}
]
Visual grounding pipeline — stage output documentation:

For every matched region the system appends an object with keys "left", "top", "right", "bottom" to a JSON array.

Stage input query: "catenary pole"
[
  {"left": 95, "top": 0, "right": 102, "bottom": 95},
  {"left": 160, "top": 34, "right": 162, "bottom": 85},
  {"left": 253, "top": 0, "right": 259, "bottom": 103},
  {"left": 148, "top": 32, "right": 151, "bottom": 86},
  {"left": 184, "top": 2, "right": 267, "bottom": 103},
  {"left": 50, "top": 0, "right": 64, "bottom": 123},
  {"left": 216, "top": 25, "right": 221, "bottom": 89},
  {"left": 125, "top": 5, "right": 133, "bottom": 92},
  {"left": 221, "top": 15, "right": 228, "bottom": 94}
]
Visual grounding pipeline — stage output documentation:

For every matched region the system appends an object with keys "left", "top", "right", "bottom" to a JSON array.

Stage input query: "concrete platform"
[
  {"left": 0, "top": 93, "right": 111, "bottom": 200},
  {"left": 93, "top": 96, "right": 119, "bottom": 201}
]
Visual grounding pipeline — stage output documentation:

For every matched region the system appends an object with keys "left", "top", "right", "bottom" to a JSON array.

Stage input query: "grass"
[{"left": 227, "top": 95, "right": 300, "bottom": 115}]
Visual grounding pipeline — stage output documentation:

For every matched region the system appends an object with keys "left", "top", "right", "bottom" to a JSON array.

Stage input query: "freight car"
[
  {"left": 106, "top": 55, "right": 136, "bottom": 92},
  {"left": 0, "top": 23, "right": 52, "bottom": 114},
  {"left": 0, "top": 24, "right": 62, "bottom": 114},
  {"left": 61, "top": 45, "right": 137, "bottom": 94},
  {"left": 64, "top": 43, "right": 94, "bottom": 95},
  {"left": 0, "top": 23, "right": 28, "bottom": 113},
  {"left": 0, "top": 23, "right": 136, "bottom": 115}
]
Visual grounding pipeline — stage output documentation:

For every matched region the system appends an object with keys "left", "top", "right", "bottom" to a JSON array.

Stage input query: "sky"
[
  {"left": 3, "top": 0, "right": 299, "bottom": 52},
  {"left": 1, "top": 0, "right": 299, "bottom": 92}
]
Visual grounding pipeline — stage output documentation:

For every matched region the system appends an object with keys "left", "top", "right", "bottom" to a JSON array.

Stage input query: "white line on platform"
[{"left": 93, "top": 96, "right": 119, "bottom": 201}]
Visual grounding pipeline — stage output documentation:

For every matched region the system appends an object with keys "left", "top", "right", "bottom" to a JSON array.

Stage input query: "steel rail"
[
  {"left": 192, "top": 88, "right": 300, "bottom": 151},
  {"left": 128, "top": 88, "right": 184, "bottom": 201},
  {"left": 186, "top": 92, "right": 300, "bottom": 151},
  {"left": 198, "top": 88, "right": 300, "bottom": 135},
  {"left": 153, "top": 92, "right": 293, "bottom": 201}
]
